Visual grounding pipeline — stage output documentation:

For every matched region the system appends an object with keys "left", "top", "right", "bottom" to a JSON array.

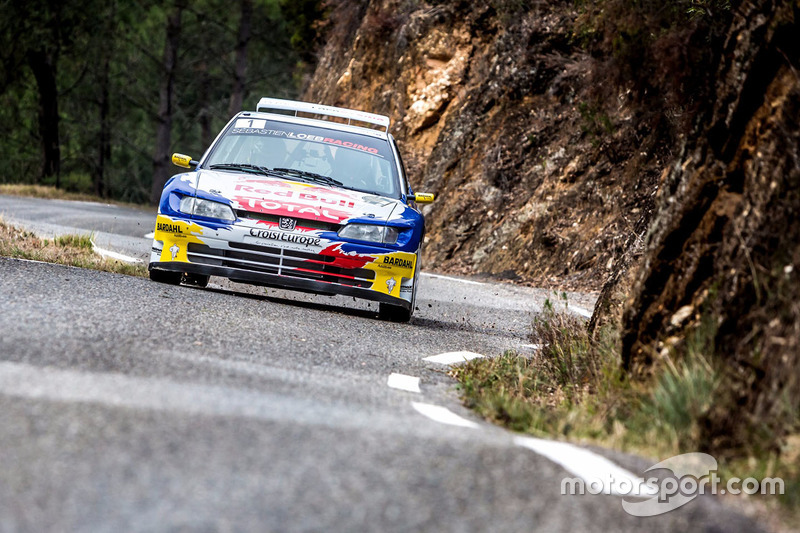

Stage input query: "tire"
[
  {"left": 149, "top": 268, "right": 182, "bottom": 285},
  {"left": 378, "top": 302, "right": 412, "bottom": 322},
  {"left": 183, "top": 273, "right": 209, "bottom": 287},
  {"left": 378, "top": 255, "right": 419, "bottom": 323}
]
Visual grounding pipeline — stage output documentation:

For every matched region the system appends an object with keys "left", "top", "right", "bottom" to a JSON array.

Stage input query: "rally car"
[{"left": 148, "top": 98, "right": 434, "bottom": 322}]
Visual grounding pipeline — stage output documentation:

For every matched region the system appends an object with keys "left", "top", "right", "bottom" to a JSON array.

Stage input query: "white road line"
[
  {"left": 568, "top": 305, "right": 593, "bottom": 318},
  {"left": 514, "top": 436, "right": 657, "bottom": 497},
  {"left": 5, "top": 257, "right": 73, "bottom": 268},
  {"left": 144, "top": 232, "right": 155, "bottom": 239},
  {"left": 387, "top": 373, "right": 421, "bottom": 393},
  {"left": 411, "top": 402, "right": 479, "bottom": 429},
  {"left": 91, "top": 240, "right": 143, "bottom": 264},
  {"left": 423, "top": 351, "right": 484, "bottom": 365},
  {"left": 420, "top": 273, "right": 485, "bottom": 286},
  {"left": 69, "top": 200, "right": 119, "bottom": 209}
]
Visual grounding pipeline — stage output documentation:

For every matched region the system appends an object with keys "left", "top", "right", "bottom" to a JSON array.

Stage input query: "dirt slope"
[{"left": 304, "top": 0, "right": 665, "bottom": 291}]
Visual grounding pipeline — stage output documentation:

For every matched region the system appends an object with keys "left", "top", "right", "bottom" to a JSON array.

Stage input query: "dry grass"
[
  {"left": 451, "top": 295, "right": 737, "bottom": 455},
  {"left": 451, "top": 298, "right": 743, "bottom": 458},
  {"left": 450, "top": 296, "right": 628, "bottom": 439},
  {"left": 451, "top": 295, "right": 800, "bottom": 523},
  {"left": 0, "top": 219, "right": 147, "bottom": 277}
]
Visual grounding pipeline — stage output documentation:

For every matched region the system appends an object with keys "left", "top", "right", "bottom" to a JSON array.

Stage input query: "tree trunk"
[
  {"left": 198, "top": 61, "right": 212, "bottom": 150},
  {"left": 27, "top": 49, "right": 60, "bottom": 186},
  {"left": 228, "top": 0, "right": 252, "bottom": 116},
  {"left": 150, "top": 4, "right": 183, "bottom": 206},
  {"left": 94, "top": 52, "right": 112, "bottom": 198},
  {"left": 93, "top": 0, "right": 116, "bottom": 199}
]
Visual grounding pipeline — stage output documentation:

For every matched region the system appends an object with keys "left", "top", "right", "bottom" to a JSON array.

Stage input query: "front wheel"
[
  {"left": 378, "top": 256, "right": 419, "bottom": 323},
  {"left": 378, "top": 302, "right": 412, "bottom": 322},
  {"left": 182, "top": 273, "right": 209, "bottom": 287},
  {"left": 149, "top": 267, "right": 182, "bottom": 285}
]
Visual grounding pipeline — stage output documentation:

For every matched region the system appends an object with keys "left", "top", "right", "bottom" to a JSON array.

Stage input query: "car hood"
[{"left": 194, "top": 170, "right": 404, "bottom": 225}]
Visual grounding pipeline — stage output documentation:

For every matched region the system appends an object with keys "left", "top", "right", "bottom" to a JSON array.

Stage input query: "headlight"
[
  {"left": 338, "top": 224, "right": 399, "bottom": 244},
  {"left": 179, "top": 196, "right": 235, "bottom": 222}
]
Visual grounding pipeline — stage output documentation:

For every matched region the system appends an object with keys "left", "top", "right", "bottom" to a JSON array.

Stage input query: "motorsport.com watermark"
[{"left": 561, "top": 452, "right": 785, "bottom": 517}]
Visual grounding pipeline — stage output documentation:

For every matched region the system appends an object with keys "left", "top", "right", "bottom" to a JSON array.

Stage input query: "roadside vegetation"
[
  {"left": 0, "top": 219, "right": 147, "bottom": 277},
  {"left": 0, "top": 184, "right": 153, "bottom": 209},
  {"left": 452, "top": 298, "right": 724, "bottom": 457},
  {"left": 0, "top": 0, "right": 319, "bottom": 204},
  {"left": 451, "top": 295, "right": 800, "bottom": 522}
]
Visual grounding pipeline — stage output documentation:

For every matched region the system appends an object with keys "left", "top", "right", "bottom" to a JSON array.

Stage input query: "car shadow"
[
  {"left": 188, "top": 283, "right": 381, "bottom": 320},
  {"left": 182, "top": 282, "right": 525, "bottom": 336}
]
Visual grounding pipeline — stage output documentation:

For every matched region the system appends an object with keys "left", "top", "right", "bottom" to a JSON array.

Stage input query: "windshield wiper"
[
  {"left": 211, "top": 163, "right": 346, "bottom": 189},
  {"left": 271, "top": 168, "right": 344, "bottom": 188},
  {"left": 208, "top": 163, "right": 274, "bottom": 176}
]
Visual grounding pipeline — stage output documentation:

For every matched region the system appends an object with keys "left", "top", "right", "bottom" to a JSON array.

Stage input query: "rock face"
[
  {"left": 621, "top": 0, "right": 800, "bottom": 451},
  {"left": 305, "top": 0, "right": 799, "bottom": 451},
  {"left": 304, "top": 0, "right": 663, "bottom": 290}
]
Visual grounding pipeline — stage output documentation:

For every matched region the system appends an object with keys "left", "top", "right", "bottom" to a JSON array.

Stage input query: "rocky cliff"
[
  {"left": 304, "top": 0, "right": 666, "bottom": 291},
  {"left": 621, "top": 0, "right": 800, "bottom": 452},
  {"left": 304, "top": 0, "right": 800, "bottom": 453}
]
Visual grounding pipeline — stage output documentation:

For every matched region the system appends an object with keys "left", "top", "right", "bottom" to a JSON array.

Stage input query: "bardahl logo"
[
  {"left": 157, "top": 222, "right": 183, "bottom": 233},
  {"left": 383, "top": 256, "right": 413, "bottom": 269}
]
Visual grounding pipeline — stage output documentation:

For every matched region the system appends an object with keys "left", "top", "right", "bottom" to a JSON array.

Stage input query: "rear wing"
[{"left": 256, "top": 97, "right": 390, "bottom": 132}]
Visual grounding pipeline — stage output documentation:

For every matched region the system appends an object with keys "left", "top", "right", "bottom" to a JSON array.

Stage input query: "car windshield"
[{"left": 204, "top": 118, "right": 400, "bottom": 198}]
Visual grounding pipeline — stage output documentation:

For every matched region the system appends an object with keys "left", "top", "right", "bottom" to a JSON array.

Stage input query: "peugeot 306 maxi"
[{"left": 148, "top": 98, "right": 434, "bottom": 321}]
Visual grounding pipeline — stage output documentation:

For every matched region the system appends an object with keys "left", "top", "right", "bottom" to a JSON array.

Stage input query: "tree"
[
  {"left": 229, "top": 0, "right": 253, "bottom": 116},
  {"left": 151, "top": 2, "right": 185, "bottom": 205},
  {"left": 0, "top": 0, "right": 305, "bottom": 203},
  {"left": 2, "top": 1, "right": 75, "bottom": 186},
  {"left": 27, "top": 47, "right": 61, "bottom": 185},
  {"left": 92, "top": 0, "right": 118, "bottom": 198}
]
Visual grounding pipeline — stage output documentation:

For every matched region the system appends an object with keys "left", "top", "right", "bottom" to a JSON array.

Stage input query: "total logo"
[{"left": 234, "top": 195, "right": 350, "bottom": 222}]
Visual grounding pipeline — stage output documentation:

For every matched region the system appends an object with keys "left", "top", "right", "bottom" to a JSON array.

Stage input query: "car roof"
[{"left": 247, "top": 98, "right": 391, "bottom": 141}]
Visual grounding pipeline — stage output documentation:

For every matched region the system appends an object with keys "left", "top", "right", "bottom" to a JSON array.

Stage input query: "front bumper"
[
  {"left": 149, "top": 214, "right": 416, "bottom": 309},
  {"left": 149, "top": 260, "right": 411, "bottom": 309}
]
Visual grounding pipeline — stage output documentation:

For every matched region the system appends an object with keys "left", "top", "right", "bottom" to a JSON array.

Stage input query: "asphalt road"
[{"left": 0, "top": 195, "right": 761, "bottom": 532}]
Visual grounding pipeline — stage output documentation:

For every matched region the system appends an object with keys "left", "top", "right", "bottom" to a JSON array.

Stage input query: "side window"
[{"left": 391, "top": 137, "right": 411, "bottom": 194}]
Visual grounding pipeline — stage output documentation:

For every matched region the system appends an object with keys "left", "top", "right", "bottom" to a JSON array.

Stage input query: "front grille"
[
  {"left": 236, "top": 211, "right": 340, "bottom": 232},
  {"left": 186, "top": 242, "right": 375, "bottom": 288}
]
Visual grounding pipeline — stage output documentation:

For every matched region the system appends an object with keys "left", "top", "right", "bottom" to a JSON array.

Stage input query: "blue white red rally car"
[{"left": 148, "top": 98, "right": 434, "bottom": 321}]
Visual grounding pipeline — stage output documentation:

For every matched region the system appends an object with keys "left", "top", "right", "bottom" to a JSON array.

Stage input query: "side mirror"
[
  {"left": 172, "top": 153, "right": 198, "bottom": 169},
  {"left": 410, "top": 192, "right": 435, "bottom": 204}
]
